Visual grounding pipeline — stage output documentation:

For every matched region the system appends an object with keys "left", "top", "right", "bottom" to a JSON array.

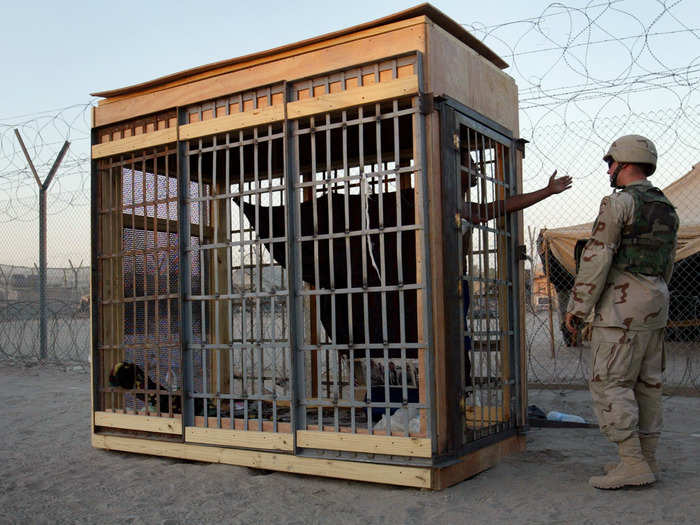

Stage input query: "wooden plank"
[
  {"left": 287, "top": 76, "right": 419, "bottom": 119},
  {"left": 186, "top": 427, "right": 293, "bottom": 451},
  {"left": 425, "top": 111, "right": 448, "bottom": 453},
  {"left": 94, "top": 411, "right": 182, "bottom": 434},
  {"left": 465, "top": 406, "right": 504, "bottom": 422},
  {"left": 297, "top": 430, "right": 431, "bottom": 457},
  {"left": 411, "top": 97, "right": 428, "bottom": 439},
  {"left": 193, "top": 417, "right": 292, "bottom": 433},
  {"left": 179, "top": 105, "right": 285, "bottom": 141},
  {"left": 92, "top": 433, "right": 432, "bottom": 488},
  {"left": 432, "top": 434, "right": 525, "bottom": 489},
  {"left": 121, "top": 213, "right": 211, "bottom": 239},
  {"left": 92, "top": 128, "right": 177, "bottom": 159},
  {"left": 93, "top": 22, "right": 427, "bottom": 127},
  {"left": 425, "top": 21, "right": 518, "bottom": 134}
]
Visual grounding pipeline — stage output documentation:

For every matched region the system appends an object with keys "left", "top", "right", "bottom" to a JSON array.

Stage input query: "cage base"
[{"left": 92, "top": 432, "right": 524, "bottom": 489}]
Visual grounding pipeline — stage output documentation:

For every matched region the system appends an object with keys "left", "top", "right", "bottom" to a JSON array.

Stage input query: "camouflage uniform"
[{"left": 566, "top": 179, "right": 678, "bottom": 444}]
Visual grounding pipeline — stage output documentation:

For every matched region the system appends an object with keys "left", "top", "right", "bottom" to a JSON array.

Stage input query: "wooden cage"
[{"left": 90, "top": 3, "right": 527, "bottom": 489}]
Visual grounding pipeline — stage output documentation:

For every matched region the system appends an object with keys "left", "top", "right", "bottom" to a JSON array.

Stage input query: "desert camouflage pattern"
[
  {"left": 566, "top": 180, "right": 677, "bottom": 331},
  {"left": 589, "top": 326, "right": 664, "bottom": 442}
]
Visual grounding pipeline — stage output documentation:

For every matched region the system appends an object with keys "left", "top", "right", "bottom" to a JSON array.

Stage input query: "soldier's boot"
[
  {"left": 590, "top": 435, "right": 655, "bottom": 489},
  {"left": 603, "top": 435, "right": 660, "bottom": 477}
]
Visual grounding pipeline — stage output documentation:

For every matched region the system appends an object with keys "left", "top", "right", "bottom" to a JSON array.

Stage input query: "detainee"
[{"left": 565, "top": 135, "right": 679, "bottom": 489}]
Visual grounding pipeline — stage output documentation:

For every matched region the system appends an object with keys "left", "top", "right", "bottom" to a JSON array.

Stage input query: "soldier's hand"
[
  {"left": 547, "top": 170, "right": 573, "bottom": 195},
  {"left": 565, "top": 312, "right": 582, "bottom": 335}
]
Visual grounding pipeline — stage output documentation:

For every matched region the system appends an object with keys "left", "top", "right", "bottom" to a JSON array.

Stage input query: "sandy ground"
[{"left": 1, "top": 364, "right": 699, "bottom": 525}]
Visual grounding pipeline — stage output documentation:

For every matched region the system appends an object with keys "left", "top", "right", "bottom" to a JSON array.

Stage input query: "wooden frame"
[{"left": 91, "top": 4, "right": 525, "bottom": 490}]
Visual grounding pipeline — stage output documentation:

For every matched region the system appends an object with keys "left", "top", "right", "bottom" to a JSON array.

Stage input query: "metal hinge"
[
  {"left": 418, "top": 92, "right": 434, "bottom": 115},
  {"left": 453, "top": 133, "right": 460, "bottom": 150},
  {"left": 517, "top": 244, "right": 529, "bottom": 261},
  {"left": 515, "top": 138, "right": 529, "bottom": 159}
]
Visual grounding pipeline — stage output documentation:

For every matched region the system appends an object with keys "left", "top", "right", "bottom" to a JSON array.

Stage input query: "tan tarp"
[{"left": 541, "top": 163, "right": 700, "bottom": 275}]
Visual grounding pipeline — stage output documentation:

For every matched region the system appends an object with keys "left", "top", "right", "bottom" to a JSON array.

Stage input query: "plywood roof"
[{"left": 91, "top": 3, "right": 507, "bottom": 100}]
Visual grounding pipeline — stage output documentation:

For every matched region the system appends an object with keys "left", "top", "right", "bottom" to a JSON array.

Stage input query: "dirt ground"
[{"left": 1, "top": 364, "right": 698, "bottom": 525}]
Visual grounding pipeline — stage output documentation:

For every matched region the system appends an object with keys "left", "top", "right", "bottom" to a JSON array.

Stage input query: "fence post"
[{"left": 14, "top": 130, "right": 70, "bottom": 360}]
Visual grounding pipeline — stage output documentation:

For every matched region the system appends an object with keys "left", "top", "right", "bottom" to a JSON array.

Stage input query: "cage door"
[{"left": 440, "top": 101, "right": 523, "bottom": 451}]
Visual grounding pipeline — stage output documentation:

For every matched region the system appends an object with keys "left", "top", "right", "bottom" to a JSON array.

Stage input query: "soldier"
[{"left": 565, "top": 135, "right": 679, "bottom": 489}]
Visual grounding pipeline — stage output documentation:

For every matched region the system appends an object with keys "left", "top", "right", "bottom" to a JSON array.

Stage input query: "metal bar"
[
  {"left": 43, "top": 140, "right": 71, "bottom": 191},
  {"left": 13, "top": 130, "right": 43, "bottom": 187},
  {"left": 254, "top": 127, "right": 264, "bottom": 431},
  {"left": 225, "top": 135, "right": 234, "bottom": 430},
  {"left": 286, "top": 83, "right": 306, "bottom": 441},
  {"left": 178, "top": 107, "right": 194, "bottom": 429}
]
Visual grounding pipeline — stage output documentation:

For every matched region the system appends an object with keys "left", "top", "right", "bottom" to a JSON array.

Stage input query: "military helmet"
[{"left": 603, "top": 134, "right": 657, "bottom": 175}]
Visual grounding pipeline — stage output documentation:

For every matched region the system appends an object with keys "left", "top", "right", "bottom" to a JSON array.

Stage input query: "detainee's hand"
[
  {"left": 565, "top": 312, "right": 582, "bottom": 335},
  {"left": 547, "top": 170, "right": 573, "bottom": 195}
]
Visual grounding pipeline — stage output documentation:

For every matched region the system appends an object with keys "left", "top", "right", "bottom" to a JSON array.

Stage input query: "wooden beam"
[
  {"left": 425, "top": 21, "right": 518, "bottom": 134},
  {"left": 179, "top": 105, "right": 285, "bottom": 141},
  {"left": 94, "top": 411, "right": 182, "bottom": 434},
  {"left": 92, "top": 128, "right": 177, "bottom": 159},
  {"left": 297, "top": 430, "right": 431, "bottom": 457},
  {"left": 432, "top": 434, "right": 525, "bottom": 489},
  {"left": 93, "top": 22, "right": 427, "bottom": 127},
  {"left": 425, "top": 111, "right": 448, "bottom": 453},
  {"left": 121, "top": 213, "right": 212, "bottom": 240},
  {"left": 186, "top": 427, "right": 293, "bottom": 451},
  {"left": 287, "top": 75, "right": 419, "bottom": 119},
  {"left": 92, "top": 433, "right": 432, "bottom": 488}
]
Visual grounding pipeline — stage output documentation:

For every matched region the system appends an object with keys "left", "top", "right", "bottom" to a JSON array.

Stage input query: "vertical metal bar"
[
  {"left": 508, "top": 144, "right": 523, "bottom": 428},
  {"left": 38, "top": 187, "right": 47, "bottom": 360},
  {"left": 375, "top": 102, "right": 391, "bottom": 435},
  {"left": 254, "top": 127, "right": 264, "bottom": 431},
  {"left": 285, "top": 82, "right": 307, "bottom": 442},
  {"left": 393, "top": 99, "right": 409, "bottom": 436},
  {"left": 341, "top": 109, "right": 355, "bottom": 433},
  {"left": 178, "top": 108, "right": 194, "bottom": 429},
  {"left": 359, "top": 106, "right": 373, "bottom": 434},
  {"left": 225, "top": 135, "right": 234, "bottom": 430},
  {"left": 211, "top": 136, "right": 222, "bottom": 427},
  {"left": 325, "top": 113, "right": 339, "bottom": 432}
]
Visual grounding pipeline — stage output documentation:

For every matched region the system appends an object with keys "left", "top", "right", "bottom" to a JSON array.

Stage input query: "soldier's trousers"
[{"left": 589, "top": 326, "right": 665, "bottom": 443}]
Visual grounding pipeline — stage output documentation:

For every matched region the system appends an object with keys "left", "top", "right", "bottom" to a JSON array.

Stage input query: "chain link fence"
[
  {"left": 521, "top": 107, "right": 700, "bottom": 393},
  {"left": 0, "top": 1, "right": 698, "bottom": 393}
]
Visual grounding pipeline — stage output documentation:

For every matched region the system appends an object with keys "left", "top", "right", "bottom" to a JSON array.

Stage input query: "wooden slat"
[
  {"left": 465, "top": 406, "right": 505, "bottom": 425},
  {"left": 432, "top": 434, "right": 525, "bottom": 489},
  {"left": 92, "top": 128, "right": 177, "bottom": 159},
  {"left": 94, "top": 411, "right": 182, "bottom": 434},
  {"left": 186, "top": 427, "right": 293, "bottom": 451},
  {"left": 426, "top": 21, "right": 519, "bottom": 134},
  {"left": 93, "top": 22, "right": 426, "bottom": 127},
  {"left": 179, "top": 105, "right": 285, "bottom": 141},
  {"left": 121, "top": 213, "right": 212, "bottom": 239},
  {"left": 425, "top": 110, "right": 448, "bottom": 453},
  {"left": 92, "top": 433, "right": 432, "bottom": 488},
  {"left": 297, "top": 430, "right": 431, "bottom": 458},
  {"left": 287, "top": 76, "right": 418, "bottom": 119}
]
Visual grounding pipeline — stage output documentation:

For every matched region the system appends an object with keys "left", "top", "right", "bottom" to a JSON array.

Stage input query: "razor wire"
[{"left": 0, "top": 0, "right": 698, "bottom": 391}]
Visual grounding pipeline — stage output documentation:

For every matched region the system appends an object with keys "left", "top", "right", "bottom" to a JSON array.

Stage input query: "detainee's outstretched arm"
[{"left": 463, "top": 170, "right": 572, "bottom": 224}]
